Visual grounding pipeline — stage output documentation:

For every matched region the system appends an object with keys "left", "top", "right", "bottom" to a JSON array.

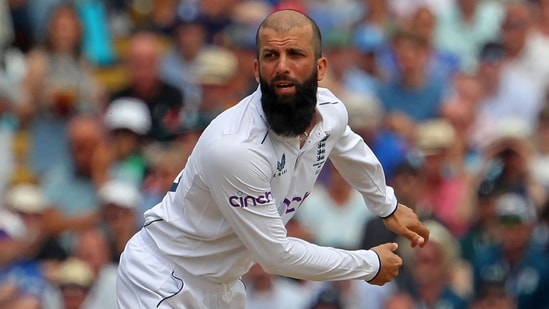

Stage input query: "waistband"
[{"left": 138, "top": 228, "right": 241, "bottom": 293}]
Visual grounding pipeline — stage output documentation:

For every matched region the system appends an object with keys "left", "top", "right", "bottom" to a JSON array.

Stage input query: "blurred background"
[{"left": 1, "top": 0, "right": 549, "bottom": 308}]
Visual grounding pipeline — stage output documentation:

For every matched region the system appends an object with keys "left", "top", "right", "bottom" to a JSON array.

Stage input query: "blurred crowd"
[{"left": 1, "top": 0, "right": 549, "bottom": 308}]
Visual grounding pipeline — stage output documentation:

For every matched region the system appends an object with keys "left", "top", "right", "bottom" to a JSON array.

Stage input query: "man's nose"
[{"left": 275, "top": 55, "right": 290, "bottom": 75}]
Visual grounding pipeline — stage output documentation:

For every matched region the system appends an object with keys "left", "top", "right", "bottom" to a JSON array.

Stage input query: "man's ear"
[
  {"left": 253, "top": 59, "right": 260, "bottom": 83},
  {"left": 317, "top": 57, "right": 328, "bottom": 81}
]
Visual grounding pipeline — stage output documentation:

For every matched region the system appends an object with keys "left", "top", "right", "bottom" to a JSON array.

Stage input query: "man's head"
[{"left": 253, "top": 10, "right": 327, "bottom": 137}]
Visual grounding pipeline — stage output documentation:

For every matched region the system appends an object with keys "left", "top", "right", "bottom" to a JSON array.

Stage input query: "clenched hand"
[{"left": 368, "top": 242, "right": 402, "bottom": 286}]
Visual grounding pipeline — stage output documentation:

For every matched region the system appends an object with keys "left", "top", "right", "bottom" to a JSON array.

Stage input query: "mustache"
[{"left": 271, "top": 75, "right": 298, "bottom": 84}]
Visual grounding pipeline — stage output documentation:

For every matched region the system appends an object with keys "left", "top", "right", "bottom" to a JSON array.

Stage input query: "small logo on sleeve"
[{"left": 229, "top": 191, "right": 273, "bottom": 207}]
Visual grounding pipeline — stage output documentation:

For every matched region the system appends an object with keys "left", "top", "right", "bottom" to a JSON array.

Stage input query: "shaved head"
[{"left": 255, "top": 9, "right": 322, "bottom": 59}]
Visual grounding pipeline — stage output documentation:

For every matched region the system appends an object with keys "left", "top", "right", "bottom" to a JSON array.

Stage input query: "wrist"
[{"left": 364, "top": 249, "right": 381, "bottom": 282}]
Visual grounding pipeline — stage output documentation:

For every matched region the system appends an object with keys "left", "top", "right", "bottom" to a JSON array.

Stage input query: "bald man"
[{"left": 117, "top": 10, "right": 429, "bottom": 308}]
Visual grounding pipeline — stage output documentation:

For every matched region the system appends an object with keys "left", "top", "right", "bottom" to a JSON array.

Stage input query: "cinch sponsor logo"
[{"left": 229, "top": 191, "right": 273, "bottom": 207}]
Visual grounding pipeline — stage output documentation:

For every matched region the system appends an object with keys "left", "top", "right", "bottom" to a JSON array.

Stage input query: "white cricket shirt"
[{"left": 143, "top": 87, "right": 398, "bottom": 283}]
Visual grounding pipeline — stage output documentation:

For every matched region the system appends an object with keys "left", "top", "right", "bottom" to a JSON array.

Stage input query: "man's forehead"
[{"left": 258, "top": 26, "right": 313, "bottom": 46}]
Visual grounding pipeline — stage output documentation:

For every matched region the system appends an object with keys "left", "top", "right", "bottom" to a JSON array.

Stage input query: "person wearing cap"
[
  {"left": 92, "top": 97, "right": 152, "bottom": 187},
  {"left": 189, "top": 46, "right": 239, "bottom": 130},
  {"left": 67, "top": 227, "right": 118, "bottom": 309},
  {"left": 54, "top": 258, "right": 96, "bottom": 309},
  {"left": 398, "top": 220, "right": 470, "bottom": 309},
  {"left": 98, "top": 179, "right": 141, "bottom": 263},
  {"left": 4, "top": 183, "right": 68, "bottom": 263},
  {"left": 414, "top": 119, "right": 473, "bottom": 237},
  {"left": 472, "top": 192, "right": 549, "bottom": 309},
  {"left": 0, "top": 209, "right": 48, "bottom": 309}
]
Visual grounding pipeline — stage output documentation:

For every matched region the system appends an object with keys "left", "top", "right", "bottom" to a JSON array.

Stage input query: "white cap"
[
  {"left": 415, "top": 119, "right": 455, "bottom": 155},
  {"left": 98, "top": 180, "right": 141, "bottom": 209},
  {"left": 105, "top": 97, "right": 151, "bottom": 135},
  {"left": 0, "top": 209, "right": 27, "bottom": 241},
  {"left": 495, "top": 192, "right": 537, "bottom": 225},
  {"left": 192, "top": 47, "right": 238, "bottom": 85},
  {"left": 55, "top": 258, "right": 95, "bottom": 287},
  {"left": 5, "top": 184, "right": 49, "bottom": 214}
]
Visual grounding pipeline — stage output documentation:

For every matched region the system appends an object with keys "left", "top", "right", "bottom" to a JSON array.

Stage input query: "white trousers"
[{"left": 116, "top": 229, "right": 247, "bottom": 308}]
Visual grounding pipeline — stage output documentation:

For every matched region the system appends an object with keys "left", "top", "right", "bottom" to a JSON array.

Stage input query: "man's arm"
[
  {"left": 329, "top": 124, "right": 429, "bottom": 247},
  {"left": 201, "top": 140, "right": 385, "bottom": 282}
]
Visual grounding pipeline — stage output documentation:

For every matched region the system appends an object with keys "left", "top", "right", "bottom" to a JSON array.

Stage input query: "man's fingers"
[{"left": 390, "top": 242, "right": 398, "bottom": 252}]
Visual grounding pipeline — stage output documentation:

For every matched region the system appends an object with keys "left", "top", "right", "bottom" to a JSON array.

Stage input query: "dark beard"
[{"left": 260, "top": 69, "right": 318, "bottom": 137}]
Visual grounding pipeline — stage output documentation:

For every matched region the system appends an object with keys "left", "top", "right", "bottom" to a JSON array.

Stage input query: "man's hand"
[
  {"left": 383, "top": 204, "right": 429, "bottom": 248},
  {"left": 368, "top": 243, "right": 402, "bottom": 286}
]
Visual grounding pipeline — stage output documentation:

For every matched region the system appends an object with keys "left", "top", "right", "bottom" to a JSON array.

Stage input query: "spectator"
[
  {"left": 472, "top": 41, "right": 542, "bottom": 142},
  {"left": 53, "top": 257, "right": 96, "bottom": 309},
  {"left": 244, "top": 263, "right": 313, "bottom": 309},
  {"left": 478, "top": 119, "right": 547, "bottom": 210},
  {"left": 4, "top": 183, "right": 67, "bottom": 263},
  {"left": 435, "top": 0, "right": 504, "bottom": 72},
  {"left": 97, "top": 179, "right": 141, "bottom": 263},
  {"left": 459, "top": 177, "right": 504, "bottom": 264},
  {"left": 376, "top": 29, "right": 447, "bottom": 123},
  {"left": 0, "top": 209, "right": 46, "bottom": 309},
  {"left": 159, "top": 15, "right": 207, "bottom": 122},
  {"left": 140, "top": 142, "right": 189, "bottom": 218},
  {"left": 414, "top": 119, "right": 473, "bottom": 237},
  {"left": 93, "top": 97, "right": 151, "bottom": 187},
  {"left": 472, "top": 192, "right": 549, "bottom": 309},
  {"left": 72, "top": 227, "right": 118, "bottom": 309},
  {"left": 20, "top": 3, "right": 104, "bottom": 176},
  {"left": 40, "top": 115, "right": 103, "bottom": 248},
  {"left": 502, "top": 1, "right": 549, "bottom": 98},
  {"left": 111, "top": 30, "right": 184, "bottom": 142},
  {"left": 343, "top": 23, "right": 386, "bottom": 96},
  {"left": 409, "top": 6, "right": 461, "bottom": 85},
  {"left": 342, "top": 91, "right": 408, "bottom": 180},
  {"left": 440, "top": 72, "right": 485, "bottom": 176},
  {"left": 189, "top": 46, "right": 239, "bottom": 129},
  {"left": 399, "top": 219, "right": 470, "bottom": 309}
]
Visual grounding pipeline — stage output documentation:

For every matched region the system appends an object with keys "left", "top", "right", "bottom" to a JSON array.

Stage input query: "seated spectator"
[
  {"left": 40, "top": 115, "right": 104, "bottom": 248},
  {"left": 111, "top": 30, "right": 184, "bottom": 142},
  {"left": 20, "top": 3, "right": 104, "bottom": 176},
  {"left": 98, "top": 179, "right": 141, "bottom": 263},
  {"left": 399, "top": 220, "right": 470, "bottom": 309},
  {"left": 189, "top": 46, "right": 239, "bottom": 129},
  {"left": 414, "top": 119, "right": 473, "bottom": 237},
  {"left": 342, "top": 91, "right": 409, "bottom": 180},
  {"left": 94, "top": 97, "right": 151, "bottom": 187},
  {"left": 53, "top": 257, "right": 96, "bottom": 309},
  {"left": 435, "top": 0, "right": 504, "bottom": 72},
  {"left": 472, "top": 192, "right": 549, "bottom": 309},
  {"left": 71, "top": 227, "right": 118, "bottom": 309},
  {"left": 4, "top": 183, "right": 67, "bottom": 263},
  {"left": 376, "top": 29, "right": 447, "bottom": 124},
  {"left": 0, "top": 209, "right": 47, "bottom": 309}
]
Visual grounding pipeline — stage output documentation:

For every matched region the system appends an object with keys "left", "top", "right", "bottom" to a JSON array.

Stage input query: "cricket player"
[{"left": 117, "top": 9, "right": 429, "bottom": 308}]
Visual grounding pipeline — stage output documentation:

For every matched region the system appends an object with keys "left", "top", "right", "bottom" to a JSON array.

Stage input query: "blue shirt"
[
  {"left": 376, "top": 77, "right": 446, "bottom": 121},
  {"left": 473, "top": 244, "right": 549, "bottom": 309}
]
